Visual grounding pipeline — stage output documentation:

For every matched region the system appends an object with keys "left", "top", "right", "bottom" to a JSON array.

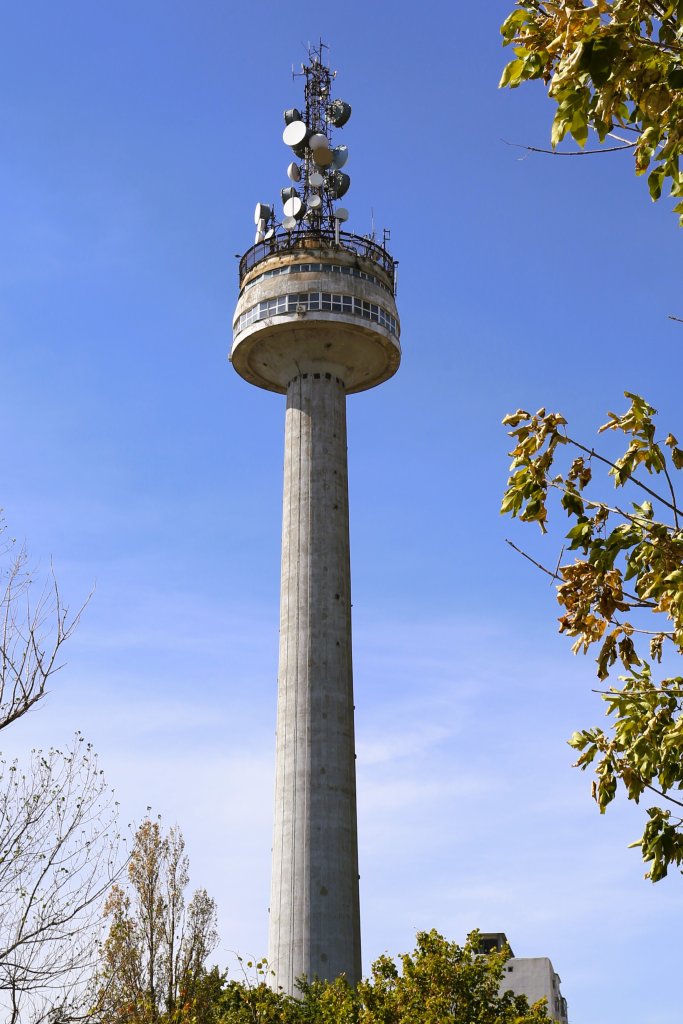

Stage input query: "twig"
[
  {"left": 567, "top": 436, "right": 683, "bottom": 518},
  {"left": 505, "top": 539, "right": 560, "bottom": 581},
  {"left": 592, "top": 686, "right": 682, "bottom": 696},
  {"left": 644, "top": 782, "right": 683, "bottom": 810},
  {"left": 501, "top": 138, "right": 635, "bottom": 156}
]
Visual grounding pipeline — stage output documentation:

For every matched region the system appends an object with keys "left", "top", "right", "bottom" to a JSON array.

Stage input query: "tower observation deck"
[{"left": 231, "top": 44, "right": 400, "bottom": 994}]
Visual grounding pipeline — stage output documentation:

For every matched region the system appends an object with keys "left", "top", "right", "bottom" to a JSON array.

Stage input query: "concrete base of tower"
[{"left": 268, "top": 370, "right": 361, "bottom": 994}]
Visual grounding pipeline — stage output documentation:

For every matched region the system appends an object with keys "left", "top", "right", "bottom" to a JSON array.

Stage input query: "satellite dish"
[
  {"left": 282, "top": 216, "right": 297, "bottom": 231},
  {"left": 327, "top": 171, "right": 350, "bottom": 199},
  {"left": 254, "top": 202, "right": 273, "bottom": 225},
  {"left": 281, "top": 185, "right": 298, "bottom": 204},
  {"left": 254, "top": 230, "right": 265, "bottom": 244},
  {"left": 309, "top": 133, "right": 329, "bottom": 151},
  {"left": 309, "top": 171, "right": 324, "bottom": 188},
  {"left": 287, "top": 162, "right": 301, "bottom": 182},
  {"left": 283, "top": 196, "right": 304, "bottom": 219},
  {"left": 283, "top": 120, "right": 309, "bottom": 148},
  {"left": 332, "top": 207, "right": 349, "bottom": 222},
  {"left": 284, "top": 108, "right": 302, "bottom": 125},
  {"left": 326, "top": 99, "right": 351, "bottom": 127},
  {"left": 331, "top": 145, "right": 348, "bottom": 170},
  {"left": 312, "top": 147, "right": 333, "bottom": 168},
  {"left": 264, "top": 228, "right": 275, "bottom": 240},
  {"left": 307, "top": 194, "right": 322, "bottom": 212}
]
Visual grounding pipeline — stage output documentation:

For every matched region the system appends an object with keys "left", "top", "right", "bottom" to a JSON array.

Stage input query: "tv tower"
[{"left": 231, "top": 43, "right": 400, "bottom": 994}]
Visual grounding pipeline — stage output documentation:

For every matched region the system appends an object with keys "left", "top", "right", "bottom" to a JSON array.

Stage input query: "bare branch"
[
  {"left": 0, "top": 736, "right": 125, "bottom": 1023},
  {"left": 501, "top": 137, "right": 636, "bottom": 156},
  {"left": 0, "top": 520, "right": 91, "bottom": 732}
]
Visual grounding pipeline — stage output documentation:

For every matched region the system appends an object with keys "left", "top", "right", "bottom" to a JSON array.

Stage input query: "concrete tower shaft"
[
  {"left": 271, "top": 370, "right": 360, "bottom": 991},
  {"left": 231, "top": 231, "right": 400, "bottom": 993}
]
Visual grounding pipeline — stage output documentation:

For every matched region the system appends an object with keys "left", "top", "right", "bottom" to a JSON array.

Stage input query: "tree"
[
  {"left": 355, "top": 930, "right": 548, "bottom": 1024},
  {"left": 93, "top": 820, "right": 219, "bottom": 1024},
  {"left": 499, "top": 1, "right": 683, "bottom": 222},
  {"left": 214, "top": 931, "right": 548, "bottom": 1024},
  {"left": 502, "top": 392, "right": 683, "bottom": 880},
  {"left": 0, "top": 516, "right": 122, "bottom": 1021},
  {"left": 0, "top": 734, "right": 122, "bottom": 1023},
  {"left": 0, "top": 515, "right": 86, "bottom": 731}
]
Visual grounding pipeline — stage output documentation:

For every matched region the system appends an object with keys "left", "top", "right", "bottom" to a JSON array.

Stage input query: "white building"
[{"left": 480, "top": 933, "right": 569, "bottom": 1023}]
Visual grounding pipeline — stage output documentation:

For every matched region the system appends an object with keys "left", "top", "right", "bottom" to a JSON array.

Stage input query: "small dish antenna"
[
  {"left": 327, "top": 171, "right": 350, "bottom": 198},
  {"left": 287, "top": 162, "right": 302, "bottom": 182},
  {"left": 282, "top": 215, "right": 298, "bottom": 231},
  {"left": 283, "top": 120, "right": 310, "bottom": 148},
  {"left": 254, "top": 202, "right": 274, "bottom": 225},
  {"left": 309, "top": 171, "right": 324, "bottom": 188},
  {"left": 312, "top": 147, "right": 333, "bottom": 168},
  {"left": 281, "top": 185, "right": 299, "bottom": 204},
  {"left": 332, "top": 207, "right": 348, "bottom": 244},
  {"left": 309, "top": 133, "right": 329, "bottom": 151},
  {"left": 283, "top": 196, "right": 305, "bottom": 219},
  {"left": 326, "top": 99, "right": 351, "bottom": 127},
  {"left": 307, "top": 194, "right": 323, "bottom": 212},
  {"left": 331, "top": 145, "right": 348, "bottom": 169},
  {"left": 283, "top": 108, "right": 302, "bottom": 125}
]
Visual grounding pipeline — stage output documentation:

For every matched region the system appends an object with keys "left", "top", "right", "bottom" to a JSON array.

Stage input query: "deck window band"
[{"left": 235, "top": 292, "right": 398, "bottom": 338}]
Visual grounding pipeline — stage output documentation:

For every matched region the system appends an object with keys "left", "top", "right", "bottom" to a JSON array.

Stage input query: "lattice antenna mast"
[
  {"left": 299, "top": 43, "right": 336, "bottom": 232},
  {"left": 253, "top": 40, "right": 351, "bottom": 244}
]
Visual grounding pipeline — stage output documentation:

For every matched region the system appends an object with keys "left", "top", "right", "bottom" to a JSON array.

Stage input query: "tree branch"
[
  {"left": 501, "top": 138, "right": 636, "bottom": 156},
  {"left": 565, "top": 435, "right": 683, "bottom": 518}
]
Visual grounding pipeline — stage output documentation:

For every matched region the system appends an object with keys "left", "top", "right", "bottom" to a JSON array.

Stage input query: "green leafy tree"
[
  {"left": 93, "top": 820, "right": 219, "bottom": 1023},
  {"left": 215, "top": 932, "right": 547, "bottom": 1024},
  {"left": 355, "top": 930, "right": 547, "bottom": 1024},
  {"left": 215, "top": 958, "right": 300, "bottom": 1024},
  {"left": 502, "top": 393, "right": 683, "bottom": 880},
  {"left": 499, "top": 1, "right": 683, "bottom": 221}
]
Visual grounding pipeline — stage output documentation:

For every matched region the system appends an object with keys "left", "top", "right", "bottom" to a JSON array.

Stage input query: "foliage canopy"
[
  {"left": 499, "top": 1, "right": 683, "bottom": 221},
  {"left": 213, "top": 931, "right": 549, "bottom": 1024},
  {"left": 502, "top": 393, "right": 683, "bottom": 880}
]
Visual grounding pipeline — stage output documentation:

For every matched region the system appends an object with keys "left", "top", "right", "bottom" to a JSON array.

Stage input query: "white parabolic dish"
[
  {"left": 283, "top": 196, "right": 304, "bottom": 219},
  {"left": 282, "top": 120, "right": 308, "bottom": 147},
  {"left": 309, "top": 133, "right": 329, "bottom": 151}
]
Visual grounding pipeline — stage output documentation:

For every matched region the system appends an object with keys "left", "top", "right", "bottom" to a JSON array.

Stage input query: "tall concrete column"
[{"left": 269, "top": 369, "right": 361, "bottom": 993}]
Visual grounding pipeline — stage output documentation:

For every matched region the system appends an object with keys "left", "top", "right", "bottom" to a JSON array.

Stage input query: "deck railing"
[{"left": 238, "top": 229, "right": 396, "bottom": 290}]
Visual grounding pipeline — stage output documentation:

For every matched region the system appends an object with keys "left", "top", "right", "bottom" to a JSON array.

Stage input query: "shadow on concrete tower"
[{"left": 231, "top": 43, "right": 400, "bottom": 995}]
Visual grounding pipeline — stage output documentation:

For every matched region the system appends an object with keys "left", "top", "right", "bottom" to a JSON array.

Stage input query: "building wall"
[{"left": 501, "top": 957, "right": 568, "bottom": 1023}]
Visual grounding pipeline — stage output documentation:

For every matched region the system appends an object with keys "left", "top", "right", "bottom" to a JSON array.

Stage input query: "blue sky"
[{"left": 2, "top": 2, "right": 683, "bottom": 1022}]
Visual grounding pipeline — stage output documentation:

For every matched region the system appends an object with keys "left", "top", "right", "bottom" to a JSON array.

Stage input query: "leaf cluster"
[
  {"left": 502, "top": 393, "right": 683, "bottom": 878},
  {"left": 500, "top": 1, "right": 683, "bottom": 221}
]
